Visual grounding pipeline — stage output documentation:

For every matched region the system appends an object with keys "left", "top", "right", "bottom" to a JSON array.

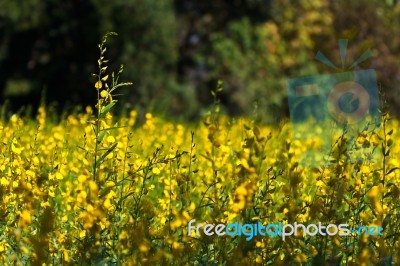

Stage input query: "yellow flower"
[
  {"left": 19, "top": 210, "right": 32, "bottom": 226},
  {"left": 0, "top": 177, "right": 9, "bottom": 186},
  {"left": 95, "top": 80, "right": 102, "bottom": 89},
  {"left": 105, "top": 181, "right": 115, "bottom": 188},
  {"left": 21, "top": 246, "right": 29, "bottom": 254},
  {"left": 232, "top": 201, "right": 245, "bottom": 212},
  {"left": 40, "top": 201, "right": 50, "bottom": 208},
  {"left": 119, "top": 231, "right": 128, "bottom": 240},
  {"left": 152, "top": 167, "right": 160, "bottom": 175},
  {"left": 107, "top": 135, "right": 115, "bottom": 143},
  {"left": 55, "top": 172, "right": 63, "bottom": 180},
  {"left": 100, "top": 90, "right": 108, "bottom": 98},
  {"left": 87, "top": 204, "right": 94, "bottom": 213},
  {"left": 139, "top": 242, "right": 150, "bottom": 253},
  {"left": 295, "top": 253, "right": 307, "bottom": 263},
  {"left": 172, "top": 241, "right": 183, "bottom": 250},
  {"left": 32, "top": 157, "right": 40, "bottom": 165},
  {"left": 26, "top": 170, "right": 35, "bottom": 178},
  {"left": 103, "top": 198, "right": 114, "bottom": 212},
  {"left": 11, "top": 143, "right": 23, "bottom": 154},
  {"left": 368, "top": 186, "right": 380, "bottom": 199},
  {"left": 79, "top": 230, "right": 86, "bottom": 239},
  {"left": 63, "top": 249, "right": 69, "bottom": 262},
  {"left": 78, "top": 175, "right": 87, "bottom": 183},
  {"left": 236, "top": 185, "right": 247, "bottom": 196}
]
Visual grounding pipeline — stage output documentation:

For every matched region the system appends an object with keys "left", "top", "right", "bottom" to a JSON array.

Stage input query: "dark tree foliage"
[
  {"left": 0, "top": 0, "right": 100, "bottom": 112},
  {"left": 174, "top": 0, "right": 272, "bottom": 106},
  {"left": 0, "top": 0, "right": 399, "bottom": 121}
]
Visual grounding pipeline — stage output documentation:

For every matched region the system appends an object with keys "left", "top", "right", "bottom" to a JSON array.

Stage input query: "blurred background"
[{"left": 0, "top": 0, "right": 399, "bottom": 122}]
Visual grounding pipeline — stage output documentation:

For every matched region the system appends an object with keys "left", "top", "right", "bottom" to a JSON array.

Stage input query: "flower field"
[
  {"left": 1, "top": 102, "right": 400, "bottom": 265},
  {"left": 1, "top": 34, "right": 400, "bottom": 265}
]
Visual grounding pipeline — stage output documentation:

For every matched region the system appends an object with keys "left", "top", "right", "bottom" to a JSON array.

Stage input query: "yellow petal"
[
  {"left": 152, "top": 167, "right": 160, "bottom": 175},
  {"left": 107, "top": 135, "right": 115, "bottom": 143},
  {"left": 95, "top": 81, "right": 102, "bottom": 89}
]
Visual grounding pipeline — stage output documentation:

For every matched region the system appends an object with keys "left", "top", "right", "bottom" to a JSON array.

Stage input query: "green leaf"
[
  {"left": 97, "top": 143, "right": 117, "bottom": 167},
  {"left": 76, "top": 145, "right": 88, "bottom": 152},
  {"left": 383, "top": 214, "right": 391, "bottom": 229},
  {"left": 97, "top": 130, "right": 107, "bottom": 144},
  {"left": 383, "top": 192, "right": 392, "bottom": 199},
  {"left": 101, "top": 125, "right": 127, "bottom": 131},
  {"left": 109, "top": 82, "right": 133, "bottom": 94},
  {"left": 386, "top": 167, "right": 400, "bottom": 176},
  {"left": 99, "top": 101, "right": 116, "bottom": 118}
]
